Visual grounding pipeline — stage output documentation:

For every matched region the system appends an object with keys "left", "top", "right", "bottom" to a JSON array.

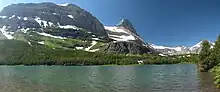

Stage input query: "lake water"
[{"left": 0, "top": 64, "right": 219, "bottom": 92}]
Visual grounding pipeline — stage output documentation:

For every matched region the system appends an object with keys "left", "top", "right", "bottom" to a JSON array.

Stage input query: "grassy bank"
[{"left": 210, "top": 64, "right": 220, "bottom": 88}]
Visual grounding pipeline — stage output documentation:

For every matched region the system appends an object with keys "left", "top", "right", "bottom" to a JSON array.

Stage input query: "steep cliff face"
[{"left": 103, "top": 41, "right": 155, "bottom": 54}]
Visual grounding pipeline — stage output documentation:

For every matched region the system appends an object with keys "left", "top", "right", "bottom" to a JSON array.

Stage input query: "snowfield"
[
  {"left": 35, "top": 17, "right": 54, "bottom": 27},
  {"left": 85, "top": 41, "right": 99, "bottom": 52},
  {"left": 105, "top": 26, "right": 137, "bottom": 41},
  {"left": 38, "top": 41, "right": 45, "bottom": 45},
  {"left": 0, "top": 16, "right": 7, "bottom": 19},
  {"left": 68, "top": 15, "right": 74, "bottom": 19},
  {"left": 0, "top": 26, "right": 14, "bottom": 39},
  {"left": 57, "top": 3, "right": 69, "bottom": 6},
  {"left": 35, "top": 32, "right": 67, "bottom": 39}
]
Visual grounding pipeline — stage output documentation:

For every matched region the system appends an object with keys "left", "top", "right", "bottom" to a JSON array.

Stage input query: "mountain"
[
  {"left": 151, "top": 41, "right": 215, "bottom": 55},
  {"left": 103, "top": 19, "right": 156, "bottom": 54},
  {"left": 0, "top": 3, "right": 155, "bottom": 54},
  {"left": 0, "top": 2, "right": 110, "bottom": 53},
  {"left": 0, "top": 2, "right": 107, "bottom": 37}
]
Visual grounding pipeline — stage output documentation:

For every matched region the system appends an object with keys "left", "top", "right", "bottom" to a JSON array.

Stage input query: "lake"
[{"left": 0, "top": 64, "right": 219, "bottom": 92}]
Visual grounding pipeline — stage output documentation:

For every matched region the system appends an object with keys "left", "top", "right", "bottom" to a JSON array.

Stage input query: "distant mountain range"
[{"left": 150, "top": 41, "right": 215, "bottom": 55}]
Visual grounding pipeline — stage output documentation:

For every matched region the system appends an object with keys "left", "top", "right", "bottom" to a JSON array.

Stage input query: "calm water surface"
[{"left": 0, "top": 64, "right": 219, "bottom": 92}]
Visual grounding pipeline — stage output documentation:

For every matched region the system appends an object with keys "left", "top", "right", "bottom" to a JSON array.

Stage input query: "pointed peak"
[
  {"left": 116, "top": 18, "right": 138, "bottom": 35},
  {"left": 117, "top": 18, "right": 132, "bottom": 27}
]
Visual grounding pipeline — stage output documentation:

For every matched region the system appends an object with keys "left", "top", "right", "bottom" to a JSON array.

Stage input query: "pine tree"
[
  {"left": 199, "top": 40, "right": 211, "bottom": 72},
  {"left": 211, "top": 35, "right": 220, "bottom": 65}
]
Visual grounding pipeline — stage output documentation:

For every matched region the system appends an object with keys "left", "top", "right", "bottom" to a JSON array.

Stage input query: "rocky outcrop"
[
  {"left": 103, "top": 41, "right": 156, "bottom": 54},
  {"left": 0, "top": 32, "right": 6, "bottom": 40}
]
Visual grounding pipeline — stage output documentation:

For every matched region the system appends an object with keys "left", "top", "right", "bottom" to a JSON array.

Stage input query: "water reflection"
[{"left": 0, "top": 65, "right": 219, "bottom": 92}]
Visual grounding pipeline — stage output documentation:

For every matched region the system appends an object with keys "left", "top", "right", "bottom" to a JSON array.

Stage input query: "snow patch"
[
  {"left": 109, "top": 34, "right": 135, "bottom": 41},
  {"left": 85, "top": 41, "right": 99, "bottom": 52},
  {"left": 92, "top": 38, "right": 99, "bottom": 40},
  {"left": 57, "top": 3, "right": 69, "bottom": 6},
  {"left": 105, "top": 26, "right": 145, "bottom": 42},
  {"left": 59, "top": 25, "right": 81, "bottom": 30},
  {"left": 23, "top": 17, "right": 28, "bottom": 20},
  {"left": 9, "top": 15, "right": 16, "bottom": 19},
  {"left": 105, "top": 26, "right": 129, "bottom": 33},
  {"left": 0, "top": 16, "right": 7, "bottom": 19},
  {"left": 189, "top": 41, "right": 203, "bottom": 50},
  {"left": 137, "top": 60, "right": 144, "bottom": 64},
  {"left": 17, "top": 16, "right": 21, "bottom": 19},
  {"left": 35, "top": 17, "right": 54, "bottom": 27},
  {"left": 67, "top": 15, "right": 74, "bottom": 19},
  {"left": 53, "top": 13, "right": 58, "bottom": 15},
  {"left": 159, "top": 53, "right": 167, "bottom": 57},
  {"left": 36, "top": 32, "right": 66, "bottom": 39},
  {"left": 20, "top": 28, "right": 30, "bottom": 33},
  {"left": 38, "top": 41, "right": 45, "bottom": 45},
  {"left": 0, "top": 26, "right": 14, "bottom": 39},
  {"left": 28, "top": 42, "right": 32, "bottom": 46},
  {"left": 76, "top": 47, "right": 84, "bottom": 50}
]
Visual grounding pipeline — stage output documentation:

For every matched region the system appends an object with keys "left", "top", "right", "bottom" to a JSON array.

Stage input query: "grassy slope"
[{"left": 0, "top": 39, "right": 199, "bottom": 65}]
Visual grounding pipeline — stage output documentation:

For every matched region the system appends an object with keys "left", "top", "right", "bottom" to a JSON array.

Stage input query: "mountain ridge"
[
  {"left": 151, "top": 41, "right": 215, "bottom": 55},
  {"left": 0, "top": 2, "right": 156, "bottom": 54}
]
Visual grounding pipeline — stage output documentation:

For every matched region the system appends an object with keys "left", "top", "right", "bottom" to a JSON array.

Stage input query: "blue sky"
[{"left": 1, "top": 0, "right": 220, "bottom": 46}]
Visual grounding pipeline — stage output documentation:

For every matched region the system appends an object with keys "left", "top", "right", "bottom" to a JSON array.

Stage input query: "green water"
[{"left": 0, "top": 64, "right": 219, "bottom": 92}]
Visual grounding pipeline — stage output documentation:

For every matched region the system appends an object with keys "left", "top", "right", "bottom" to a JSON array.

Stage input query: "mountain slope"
[
  {"left": 0, "top": 2, "right": 111, "bottom": 53},
  {"left": 0, "top": 2, "right": 107, "bottom": 37},
  {"left": 0, "top": 3, "right": 155, "bottom": 55}
]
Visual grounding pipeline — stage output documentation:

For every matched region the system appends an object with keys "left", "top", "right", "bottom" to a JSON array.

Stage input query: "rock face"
[
  {"left": 0, "top": 2, "right": 107, "bottom": 36},
  {"left": 103, "top": 41, "right": 155, "bottom": 54},
  {"left": 0, "top": 32, "right": 6, "bottom": 40},
  {"left": 117, "top": 19, "right": 139, "bottom": 36},
  {"left": 103, "top": 19, "right": 156, "bottom": 54}
]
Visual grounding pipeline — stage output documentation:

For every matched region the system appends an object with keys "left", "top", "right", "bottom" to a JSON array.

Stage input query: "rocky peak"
[{"left": 117, "top": 19, "right": 138, "bottom": 35}]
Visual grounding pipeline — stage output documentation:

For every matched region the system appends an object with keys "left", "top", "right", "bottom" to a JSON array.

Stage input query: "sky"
[{"left": 0, "top": 0, "right": 220, "bottom": 46}]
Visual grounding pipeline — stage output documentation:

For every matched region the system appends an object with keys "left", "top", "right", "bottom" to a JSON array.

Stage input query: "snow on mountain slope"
[
  {"left": 104, "top": 19, "right": 145, "bottom": 44},
  {"left": 151, "top": 41, "right": 215, "bottom": 55},
  {"left": 105, "top": 26, "right": 136, "bottom": 41},
  {"left": 0, "top": 26, "right": 14, "bottom": 39}
]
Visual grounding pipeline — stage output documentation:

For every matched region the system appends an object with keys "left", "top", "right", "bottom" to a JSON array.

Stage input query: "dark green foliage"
[
  {"left": 199, "top": 40, "right": 211, "bottom": 72},
  {"left": 199, "top": 36, "right": 220, "bottom": 72},
  {"left": 198, "top": 35, "right": 220, "bottom": 88}
]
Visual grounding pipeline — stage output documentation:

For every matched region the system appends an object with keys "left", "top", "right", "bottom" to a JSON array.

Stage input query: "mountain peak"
[{"left": 117, "top": 19, "right": 138, "bottom": 35}]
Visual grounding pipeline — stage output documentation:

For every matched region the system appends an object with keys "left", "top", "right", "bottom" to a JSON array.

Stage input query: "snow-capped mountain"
[
  {"left": 103, "top": 19, "right": 156, "bottom": 54},
  {"left": 0, "top": 3, "right": 156, "bottom": 54},
  {"left": 151, "top": 41, "right": 215, "bottom": 55},
  {"left": 105, "top": 19, "right": 145, "bottom": 44}
]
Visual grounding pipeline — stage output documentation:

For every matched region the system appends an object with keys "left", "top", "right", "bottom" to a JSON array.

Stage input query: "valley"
[{"left": 0, "top": 2, "right": 220, "bottom": 90}]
